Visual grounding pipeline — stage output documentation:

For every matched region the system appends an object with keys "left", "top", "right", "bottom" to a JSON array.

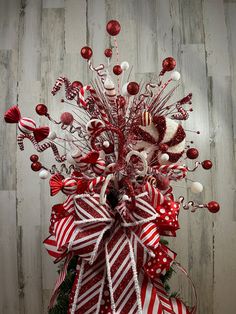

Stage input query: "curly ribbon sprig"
[
  {"left": 17, "top": 134, "right": 66, "bottom": 162},
  {"left": 171, "top": 103, "right": 189, "bottom": 120},
  {"left": 45, "top": 164, "right": 75, "bottom": 175},
  {"left": 178, "top": 196, "right": 206, "bottom": 212},
  {"left": 138, "top": 83, "right": 157, "bottom": 102},
  {"left": 186, "top": 161, "right": 201, "bottom": 172},
  {"left": 51, "top": 76, "right": 81, "bottom": 101},
  {"left": 88, "top": 60, "right": 107, "bottom": 82}
]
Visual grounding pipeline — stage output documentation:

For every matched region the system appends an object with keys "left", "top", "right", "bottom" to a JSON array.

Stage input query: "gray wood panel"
[{"left": 0, "top": 0, "right": 235, "bottom": 313}]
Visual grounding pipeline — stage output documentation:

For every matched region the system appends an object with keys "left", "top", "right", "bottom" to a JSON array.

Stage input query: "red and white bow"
[{"left": 44, "top": 189, "right": 181, "bottom": 313}]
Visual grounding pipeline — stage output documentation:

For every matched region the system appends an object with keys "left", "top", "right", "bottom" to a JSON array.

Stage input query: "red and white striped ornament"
[
  {"left": 141, "top": 111, "right": 152, "bottom": 126},
  {"left": 104, "top": 77, "right": 117, "bottom": 106},
  {"left": 86, "top": 118, "right": 105, "bottom": 135},
  {"left": 91, "top": 158, "right": 106, "bottom": 175},
  {"left": 18, "top": 117, "right": 36, "bottom": 134},
  {"left": 62, "top": 178, "right": 78, "bottom": 195}
]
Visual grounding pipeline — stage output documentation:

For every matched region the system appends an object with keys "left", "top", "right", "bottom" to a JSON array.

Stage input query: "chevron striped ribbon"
[{"left": 45, "top": 191, "right": 186, "bottom": 313}]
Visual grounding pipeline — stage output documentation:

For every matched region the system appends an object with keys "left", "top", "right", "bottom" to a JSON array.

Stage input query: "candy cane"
[
  {"left": 51, "top": 76, "right": 80, "bottom": 101},
  {"left": 17, "top": 134, "right": 66, "bottom": 162},
  {"left": 78, "top": 86, "right": 110, "bottom": 124},
  {"left": 157, "top": 164, "right": 187, "bottom": 180},
  {"left": 100, "top": 174, "right": 114, "bottom": 205},
  {"left": 88, "top": 176, "right": 106, "bottom": 191},
  {"left": 171, "top": 104, "right": 189, "bottom": 120}
]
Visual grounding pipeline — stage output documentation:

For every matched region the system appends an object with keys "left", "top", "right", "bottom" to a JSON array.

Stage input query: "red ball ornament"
[
  {"left": 104, "top": 48, "right": 112, "bottom": 58},
  {"left": 30, "top": 154, "right": 39, "bottom": 162},
  {"left": 81, "top": 46, "right": 93, "bottom": 60},
  {"left": 71, "top": 81, "right": 83, "bottom": 89},
  {"left": 113, "top": 65, "right": 122, "bottom": 75},
  {"left": 116, "top": 95, "right": 126, "bottom": 108},
  {"left": 202, "top": 160, "right": 212, "bottom": 170},
  {"left": 36, "top": 104, "right": 48, "bottom": 116},
  {"left": 60, "top": 112, "right": 74, "bottom": 125},
  {"left": 106, "top": 20, "right": 121, "bottom": 36},
  {"left": 159, "top": 143, "right": 169, "bottom": 152},
  {"left": 156, "top": 175, "right": 170, "bottom": 191},
  {"left": 31, "top": 162, "right": 42, "bottom": 172},
  {"left": 186, "top": 148, "right": 199, "bottom": 159},
  {"left": 127, "top": 82, "right": 140, "bottom": 95},
  {"left": 162, "top": 57, "right": 176, "bottom": 72},
  {"left": 207, "top": 201, "right": 220, "bottom": 213}
]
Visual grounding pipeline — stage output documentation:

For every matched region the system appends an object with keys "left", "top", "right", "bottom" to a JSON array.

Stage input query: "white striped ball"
[
  {"left": 62, "top": 178, "right": 78, "bottom": 195},
  {"left": 91, "top": 158, "right": 106, "bottom": 175},
  {"left": 18, "top": 117, "right": 36, "bottom": 134}
]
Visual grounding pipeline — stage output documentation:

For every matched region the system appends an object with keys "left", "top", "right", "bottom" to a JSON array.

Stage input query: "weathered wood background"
[{"left": 0, "top": 0, "right": 235, "bottom": 313}]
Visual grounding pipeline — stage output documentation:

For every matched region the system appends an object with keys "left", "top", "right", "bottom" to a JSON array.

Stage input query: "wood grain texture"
[{"left": 0, "top": 0, "right": 236, "bottom": 313}]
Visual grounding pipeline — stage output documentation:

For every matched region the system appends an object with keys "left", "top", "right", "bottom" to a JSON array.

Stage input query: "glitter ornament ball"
[
  {"left": 30, "top": 154, "right": 39, "bottom": 162},
  {"left": 186, "top": 148, "right": 199, "bottom": 159},
  {"left": 60, "top": 112, "right": 74, "bottom": 125},
  {"left": 127, "top": 82, "right": 139, "bottom": 95},
  {"left": 191, "top": 182, "right": 203, "bottom": 194},
  {"left": 159, "top": 144, "right": 169, "bottom": 152},
  {"left": 106, "top": 20, "right": 121, "bottom": 36},
  {"left": 156, "top": 175, "right": 170, "bottom": 190},
  {"left": 36, "top": 104, "right": 48, "bottom": 116},
  {"left": 81, "top": 46, "right": 93, "bottom": 60},
  {"left": 104, "top": 48, "right": 112, "bottom": 58},
  {"left": 202, "top": 160, "right": 213, "bottom": 170},
  {"left": 31, "top": 162, "right": 42, "bottom": 172},
  {"left": 162, "top": 57, "right": 176, "bottom": 72},
  {"left": 71, "top": 81, "right": 83, "bottom": 89},
  {"left": 207, "top": 201, "right": 220, "bottom": 213},
  {"left": 113, "top": 65, "right": 122, "bottom": 75}
]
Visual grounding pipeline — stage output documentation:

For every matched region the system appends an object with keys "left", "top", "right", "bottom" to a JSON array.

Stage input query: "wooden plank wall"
[{"left": 0, "top": 0, "right": 235, "bottom": 313}]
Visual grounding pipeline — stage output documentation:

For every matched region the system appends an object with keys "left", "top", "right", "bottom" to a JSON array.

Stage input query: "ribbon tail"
[
  {"left": 105, "top": 227, "right": 143, "bottom": 314},
  {"left": 68, "top": 252, "right": 106, "bottom": 314},
  {"left": 139, "top": 271, "right": 164, "bottom": 314},
  {"left": 151, "top": 277, "right": 174, "bottom": 313},
  {"left": 48, "top": 253, "right": 74, "bottom": 309}
]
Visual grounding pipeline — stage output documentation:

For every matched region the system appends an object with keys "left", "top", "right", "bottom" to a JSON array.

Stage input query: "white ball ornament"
[
  {"left": 160, "top": 153, "right": 169, "bottom": 162},
  {"left": 48, "top": 131, "right": 57, "bottom": 140},
  {"left": 121, "top": 61, "right": 129, "bottom": 71},
  {"left": 171, "top": 71, "right": 181, "bottom": 81},
  {"left": 39, "top": 169, "right": 49, "bottom": 179},
  {"left": 191, "top": 182, "right": 203, "bottom": 194},
  {"left": 121, "top": 83, "right": 129, "bottom": 96},
  {"left": 103, "top": 140, "right": 110, "bottom": 148}
]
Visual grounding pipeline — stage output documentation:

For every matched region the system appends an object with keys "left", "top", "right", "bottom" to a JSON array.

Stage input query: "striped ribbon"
[{"left": 44, "top": 191, "right": 192, "bottom": 313}]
